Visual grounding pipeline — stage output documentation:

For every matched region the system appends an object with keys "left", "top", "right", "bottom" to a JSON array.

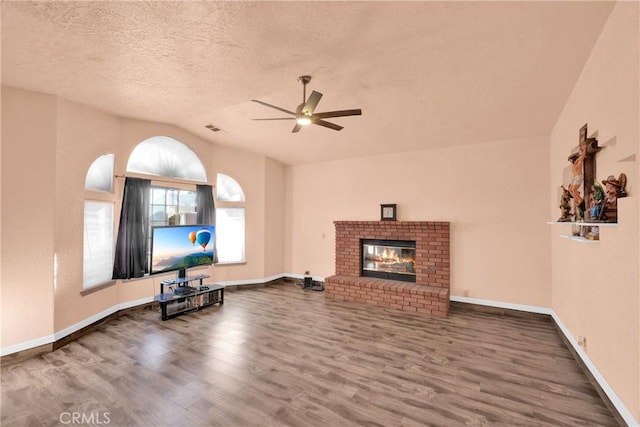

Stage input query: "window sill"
[
  {"left": 80, "top": 280, "right": 117, "bottom": 296},
  {"left": 215, "top": 261, "right": 247, "bottom": 267}
]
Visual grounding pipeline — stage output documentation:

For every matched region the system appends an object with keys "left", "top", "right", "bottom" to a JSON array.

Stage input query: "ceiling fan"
[{"left": 251, "top": 75, "right": 362, "bottom": 133}]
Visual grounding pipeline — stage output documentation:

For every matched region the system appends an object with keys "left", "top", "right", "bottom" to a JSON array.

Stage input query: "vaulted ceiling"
[{"left": 1, "top": 1, "right": 614, "bottom": 165}]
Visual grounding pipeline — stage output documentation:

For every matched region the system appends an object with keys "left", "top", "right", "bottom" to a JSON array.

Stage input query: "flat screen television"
[{"left": 150, "top": 224, "right": 215, "bottom": 277}]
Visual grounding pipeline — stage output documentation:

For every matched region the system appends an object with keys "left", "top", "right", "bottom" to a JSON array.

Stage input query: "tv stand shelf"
[{"left": 154, "top": 275, "right": 224, "bottom": 320}]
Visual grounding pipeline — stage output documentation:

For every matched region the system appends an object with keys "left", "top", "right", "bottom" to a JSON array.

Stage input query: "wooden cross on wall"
[{"left": 568, "top": 123, "right": 601, "bottom": 221}]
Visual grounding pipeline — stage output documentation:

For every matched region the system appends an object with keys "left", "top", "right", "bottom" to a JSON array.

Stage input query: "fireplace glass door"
[{"left": 361, "top": 239, "right": 416, "bottom": 282}]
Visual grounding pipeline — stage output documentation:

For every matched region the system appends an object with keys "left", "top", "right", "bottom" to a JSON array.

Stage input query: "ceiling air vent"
[{"left": 205, "top": 124, "right": 222, "bottom": 132}]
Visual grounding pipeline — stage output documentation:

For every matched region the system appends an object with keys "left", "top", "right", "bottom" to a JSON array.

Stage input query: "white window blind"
[
  {"left": 216, "top": 207, "right": 245, "bottom": 263},
  {"left": 83, "top": 201, "right": 114, "bottom": 289}
]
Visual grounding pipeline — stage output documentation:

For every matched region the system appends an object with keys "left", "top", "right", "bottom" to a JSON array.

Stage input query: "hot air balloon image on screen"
[
  {"left": 195, "top": 228, "right": 211, "bottom": 251},
  {"left": 150, "top": 225, "right": 215, "bottom": 275}
]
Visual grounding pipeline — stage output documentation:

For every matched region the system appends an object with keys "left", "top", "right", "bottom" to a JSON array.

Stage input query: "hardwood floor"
[{"left": 1, "top": 284, "right": 618, "bottom": 426}]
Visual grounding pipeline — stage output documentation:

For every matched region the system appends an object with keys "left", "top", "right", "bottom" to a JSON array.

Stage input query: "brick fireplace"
[{"left": 325, "top": 221, "right": 450, "bottom": 316}]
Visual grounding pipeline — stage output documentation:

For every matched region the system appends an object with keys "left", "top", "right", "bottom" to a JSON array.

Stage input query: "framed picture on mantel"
[{"left": 380, "top": 204, "right": 397, "bottom": 221}]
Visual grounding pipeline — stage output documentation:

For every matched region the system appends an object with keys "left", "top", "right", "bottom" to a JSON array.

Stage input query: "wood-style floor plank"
[{"left": 1, "top": 284, "right": 618, "bottom": 426}]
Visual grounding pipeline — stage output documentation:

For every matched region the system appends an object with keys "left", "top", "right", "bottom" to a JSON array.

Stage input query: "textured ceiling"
[{"left": 1, "top": 1, "right": 614, "bottom": 165}]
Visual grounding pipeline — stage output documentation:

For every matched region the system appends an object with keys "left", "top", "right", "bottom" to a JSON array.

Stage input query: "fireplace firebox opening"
[{"left": 361, "top": 239, "right": 416, "bottom": 283}]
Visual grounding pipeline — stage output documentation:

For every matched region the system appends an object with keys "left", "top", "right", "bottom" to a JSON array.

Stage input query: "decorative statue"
[
  {"left": 597, "top": 173, "right": 628, "bottom": 222},
  {"left": 567, "top": 144, "right": 587, "bottom": 205},
  {"left": 558, "top": 186, "right": 573, "bottom": 222},
  {"left": 602, "top": 173, "right": 627, "bottom": 200},
  {"left": 588, "top": 182, "right": 604, "bottom": 220},
  {"left": 567, "top": 144, "right": 587, "bottom": 217},
  {"left": 586, "top": 226, "right": 600, "bottom": 241}
]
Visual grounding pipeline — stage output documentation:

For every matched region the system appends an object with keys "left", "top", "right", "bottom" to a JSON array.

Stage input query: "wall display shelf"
[
  {"left": 559, "top": 234, "right": 599, "bottom": 244},
  {"left": 547, "top": 221, "right": 617, "bottom": 243},
  {"left": 547, "top": 221, "right": 617, "bottom": 227},
  {"left": 154, "top": 275, "right": 224, "bottom": 320}
]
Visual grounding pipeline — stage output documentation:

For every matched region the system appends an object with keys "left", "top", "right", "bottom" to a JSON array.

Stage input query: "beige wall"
[
  {"left": 53, "top": 98, "right": 122, "bottom": 331},
  {"left": 285, "top": 135, "right": 551, "bottom": 307},
  {"left": 1, "top": 87, "right": 286, "bottom": 349},
  {"left": 264, "top": 157, "right": 286, "bottom": 278},
  {"left": 1, "top": 87, "right": 57, "bottom": 348},
  {"left": 549, "top": 1, "right": 639, "bottom": 421}
]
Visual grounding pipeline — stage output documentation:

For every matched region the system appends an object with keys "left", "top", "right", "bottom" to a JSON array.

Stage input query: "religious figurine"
[
  {"left": 558, "top": 186, "right": 573, "bottom": 222},
  {"left": 598, "top": 173, "right": 628, "bottom": 222},
  {"left": 586, "top": 226, "right": 599, "bottom": 241},
  {"left": 567, "top": 144, "right": 587, "bottom": 217},
  {"left": 588, "top": 182, "right": 604, "bottom": 220}
]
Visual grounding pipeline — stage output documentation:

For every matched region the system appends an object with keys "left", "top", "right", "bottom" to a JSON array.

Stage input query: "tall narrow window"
[
  {"left": 83, "top": 153, "right": 115, "bottom": 289},
  {"left": 216, "top": 173, "right": 245, "bottom": 263},
  {"left": 216, "top": 207, "right": 245, "bottom": 263},
  {"left": 83, "top": 201, "right": 114, "bottom": 289}
]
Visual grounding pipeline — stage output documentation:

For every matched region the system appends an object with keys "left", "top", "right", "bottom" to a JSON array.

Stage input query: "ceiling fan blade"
[
  {"left": 315, "top": 109, "right": 362, "bottom": 119},
  {"left": 251, "top": 99, "right": 295, "bottom": 116},
  {"left": 313, "top": 119, "right": 343, "bottom": 131},
  {"left": 292, "top": 123, "right": 302, "bottom": 133},
  {"left": 252, "top": 117, "right": 295, "bottom": 121},
  {"left": 302, "top": 90, "right": 323, "bottom": 115}
]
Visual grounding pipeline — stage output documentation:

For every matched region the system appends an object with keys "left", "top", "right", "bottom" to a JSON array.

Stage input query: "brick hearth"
[{"left": 325, "top": 221, "right": 450, "bottom": 316}]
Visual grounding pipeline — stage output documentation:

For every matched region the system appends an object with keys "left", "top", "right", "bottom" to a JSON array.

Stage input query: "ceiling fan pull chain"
[{"left": 302, "top": 81, "right": 306, "bottom": 104}]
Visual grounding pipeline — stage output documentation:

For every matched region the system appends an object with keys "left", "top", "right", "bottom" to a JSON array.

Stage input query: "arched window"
[
  {"left": 85, "top": 154, "right": 115, "bottom": 192},
  {"left": 126, "top": 136, "right": 207, "bottom": 182},
  {"left": 216, "top": 173, "right": 245, "bottom": 202},
  {"left": 216, "top": 173, "right": 245, "bottom": 263},
  {"left": 124, "top": 136, "right": 206, "bottom": 265},
  {"left": 113, "top": 136, "right": 212, "bottom": 280}
]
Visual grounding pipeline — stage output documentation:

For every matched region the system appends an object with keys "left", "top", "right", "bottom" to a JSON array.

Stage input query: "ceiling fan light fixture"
[
  {"left": 252, "top": 75, "right": 362, "bottom": 132},
  {"left": 296, "top": 116, "right": 312, "bottom": 126}
]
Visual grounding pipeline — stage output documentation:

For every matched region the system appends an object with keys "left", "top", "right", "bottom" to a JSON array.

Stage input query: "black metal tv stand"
[{"left": 154, "top": 275, "right": 224, "bottom": 320}]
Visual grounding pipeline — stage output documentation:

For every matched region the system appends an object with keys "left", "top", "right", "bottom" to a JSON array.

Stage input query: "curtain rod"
[{"left": 114, "top": 174, "right": 215, "bottom": 187}]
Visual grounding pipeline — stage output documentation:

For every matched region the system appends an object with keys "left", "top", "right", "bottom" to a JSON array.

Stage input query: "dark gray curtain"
[
  {"left": 196, "top": 184, "right": 215, "bottom": 224},
  {"left": 112, "top": 177, "right": 151, "bottom": 279},
  {"left": 196, "top": 184, "right": 217, "bottom": 263}
]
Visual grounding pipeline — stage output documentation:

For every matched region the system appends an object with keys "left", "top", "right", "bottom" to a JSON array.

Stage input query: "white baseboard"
[
  {"left": 451, "top": 295, "right": 638, "bottom": 427},
  {"left": 450, "top": 295, "right": 553, "bottom": 315},
  {"left": 0, "top": 274, "right": 308, "bottom": 357},
  {"left": 211, "top": 273, "right": 287, "bottom": 287},
  {"left": 282, "top": 272, "right": 325, "bottom": 282},
  {"left": 0, "top": 334, "right": 56, "bottom": 357},
  {"left": 2, "top": 282, "right": 636, "bottom": 426},
  {"left": 214, "top": 273, "right": 325, "bottom": 287},
  {"left": 1, "top": 296, "right": 154, "bottom": 357},
  {"left": 52, "top": 296, "right": 154, "bottom": 342}
]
